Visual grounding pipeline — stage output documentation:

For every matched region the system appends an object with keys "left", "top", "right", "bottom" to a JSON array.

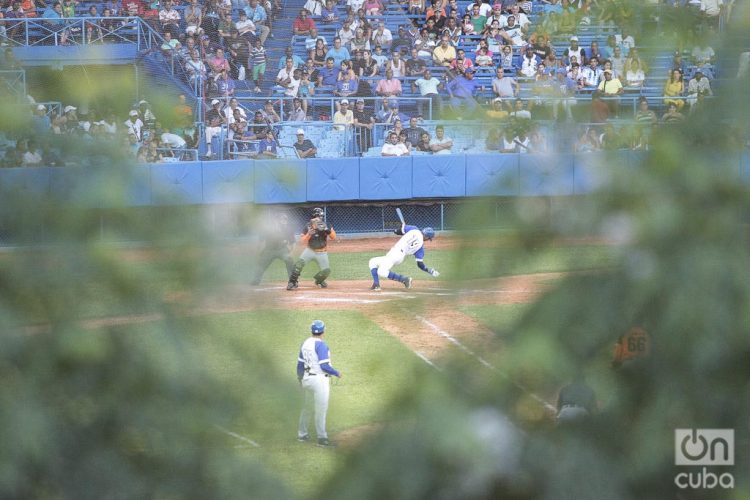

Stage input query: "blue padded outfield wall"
[{"left": 2, "top": 152, "right": 749, "bottom": 207}]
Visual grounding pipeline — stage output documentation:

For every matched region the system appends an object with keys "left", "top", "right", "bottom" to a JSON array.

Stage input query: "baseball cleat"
[
  {"left": 297, "top": 435, "right": 310, "bottom": 442},
  {"left": 286, "top": 282, "right": 298, "bottom": 291},
  {"left": 316, "top": 281, "right": 328, "bottom": 288},
  {"left": 317, "top": 438, "right": 335, "bottom": 448},
  {"left": 370, "top": 284, "right": 381, "bottom": 291},
  {"left": 403, "top": 277, "right": 413, "bottom": 289}
]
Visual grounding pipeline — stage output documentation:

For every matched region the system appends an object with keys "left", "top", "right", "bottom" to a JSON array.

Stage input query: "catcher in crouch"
[
  {"left": 368, "top": 224, "right": 437, "bottom": 291},
  {"left": 287, "top": 207, "right": 336, "bottom": 290}
]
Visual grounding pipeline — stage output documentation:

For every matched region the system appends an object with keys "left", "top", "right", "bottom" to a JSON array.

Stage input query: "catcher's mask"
[{"left": 312, "top": 207, "right": 324, "bottom": 218}]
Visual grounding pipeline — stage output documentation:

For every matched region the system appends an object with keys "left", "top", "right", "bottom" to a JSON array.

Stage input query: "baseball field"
[{"left": 73, "top": 235, "right": 617, "bottom": 498}]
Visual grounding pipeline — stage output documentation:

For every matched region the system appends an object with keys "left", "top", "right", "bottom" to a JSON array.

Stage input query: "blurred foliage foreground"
[{"left": 1, "top": 31, "right": 750, "bottom": 500}]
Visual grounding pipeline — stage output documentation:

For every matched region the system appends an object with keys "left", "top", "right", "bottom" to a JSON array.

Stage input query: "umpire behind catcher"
[
  {"left": 287, "top": 207, "right": 336, "bottom": 290},
  {"left": 251, "top": 212, "right": 296, "bottom": 286}
]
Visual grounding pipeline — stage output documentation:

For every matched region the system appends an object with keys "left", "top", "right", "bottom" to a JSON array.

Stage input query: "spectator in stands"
[
  {"left": 364, "top": 0, "right": 384, "bottom": 16},
  {"left": 204, "top": 99, "right": 225, "bottom": 157},
  {"left": 320, "top": 0, "right": 338, "bottom": 24},
  {"left": 610, "top": 46, "right": 626, "bottom": 76},
  {"left": 208, "top": 48, "right": 231, "bottom": 76},
  {"left": 699, "top": 0, "right": 723, "bottom": 28},
  {"left": 575, "top": 127, "right": 600, "bottom": 152},
  {"left": 520, "top": 47, "right": 538, "bottom": 78},
  {"left": 259, "top": 100, "right": 281, "bottom": 123},
  {"left": 563, "top": 36, "right": 585, "bottom": 66},
  {"left": 278, "top": 46, "right": 304, "bottom": 70},
  {"left": 508, "top": 2, "right": 531, "bottom": 31},
  {"left": 588, "top": 40, "right": 603, "bottom": 64},
  {"left": 486, "top": 98, "right": 509, "bottom": 119},
  {"left": 31, "top": 104, "right": 51, "bottom": 135},
  {"left": 408, "top": 0, "right": 425, "bottom": 15},
  {"left": 304, "top": 0, "right": 324, "bottom": 16},
  {"left": 510, "top": 99, "right": 531, "bottom": 119},
  {"left": 226, "top": 30, "right": 250, "bottom": 79},
  {"left": 376, "top": 69, "right": 402, "bottom": 97},
  {"left": 412, "top": 69, "right": 442, "bottom": 118},
  {"left": 317, "top": 57, "right": 339, "bottom": 87},
  {"left": 293, "top": 129, "right": 317, "bottom": 158},
  {"left": 671, "top": 51, "right": 687, "bottom": 76},
  {"left": 387, "top": 50, "right": 406, "bottom": 78},
  {"left": 311, "top": 38, "right": 328, "bottom": 67},
  {"left": 354, "top": 49, "right": 376, "bottom": 77},
  {"left": 335, "top": 69, "right": 359, "bottom": 97},
  {"left": 450, "top": 48, "right": 474, "bottom": 77},
  {"left": 350, "top": 27, "right": 370, "bottom": 51},
  {"left": 500, "top": 15, "right": 526, "bottom": 47},
  {"left": 333, "top": 99, "right": 354, "bottom": 130},
  {"left": 661, "top": 102, "right": 685, "bottom": 123},
  {"left": 381, "top": 131, "right": 410, "bottom": 156},
  {"left": 580, "top": 57, "right": 603, "bottom": 89},
  {"left": 692, "top": 41, "right": 716, "bottom": 79},
  {"left": 625, "top": 60, "right": 645, "bottom": 87},
  {"left": 214, "top": 68, "right": 236, "bottom": 97},
  {"left": 371, "top": 22, "right": 392, "bottom": 50},
  {"left": 352, "top": 98, "right": 375, "bottom": 153},
  {"left": 138, "top": 100, "right": 157, "bottom": 128},
  {"left": 372, "top": 44, "right": 388, "bottom": 67},
  {"left": 256, "top": 128, "right": 279, "bottom": 158},
  {"left": 404, "top": 116, "right": 427, "bottom": 146},
  {"left": 287, "top": 97, "right": 307, "bottom": 121},
  {"left": 468, "top": 3, "right": 486, "bottom": 33},
  {"left": 184, "top": 0, "right": 204, "bottom": 36},
  {"left": 326, "top": 37, "right": 350, "bottom": 67},
  {"left": 597, "top": 69, "right": 623, "bottom": 116},
  {"left": 391, "top": 26, "right": 412, "bottom": 54},
  {"left": 429, "top": 124, "right": 453, "bottom": 154},
  {"left": 663, "top": 69, "right": 685, "bottom": 110},
  {"left": 224, "top": 97, "right": 246, "bottom": 124},
  {"left": 415, "top": 132, "right": 432, "bottom": 152},
  {"left": 160, "top": 31, "right": 181, "bottom": 56},
  {"left": 337, "top": 18, "right": 355, "bottom": 47},
  {"left": 432, "top": 35, "right": 457, "bottom": 67},
  {"left": 625, "top": 47, "right": 647, "bottom": 75},
  {"left": 446, "top": 68, "right": 481, "bottom": 114},
  {"left": 551, "top": 68, "right": 576, "bottom": 121},
  {"left": 277, "top": 56, "right": 296, "bottom": 90},
  {"left": 635, "top": 97, "right": 657, "bottom": 126},
  {"left": 338, "top": 59, "right": 357, "bottom": 81},
  {"left": 244, "top": 0, "right": 270, "bottom": 43},
  {"left": 21, "top": 139, "right": 41, "bottom": 165},
  {"left": 590, "top": 92, "right": 609, "bottom": 123},
  {"left": 158, "top": 0, "right": 181, "bottom": 37},
  {"left": 124, "top": 109, "right": 143, "bottom": 141},
  {"left": 160, "top": 128, "right": 188, "bottom": 156},
  {"left": 406, "top": 48, "right": 426, "bottom": 76},
  {"left": 250, "top": 38, "right": 267, "bottom": 93},
  {"left": 305, "top": 28, "right": 326, "bottom": 53},
  {"left": 686, "top": 69, "right": 712, "bottom": 108}
]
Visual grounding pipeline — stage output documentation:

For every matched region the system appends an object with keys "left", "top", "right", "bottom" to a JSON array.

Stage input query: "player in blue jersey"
[
  {"left": 368, "top": 224, "right": 439, "bottom": 290},
  {"left": 297, "top": 320, "right": 341, "bottom": 447}
]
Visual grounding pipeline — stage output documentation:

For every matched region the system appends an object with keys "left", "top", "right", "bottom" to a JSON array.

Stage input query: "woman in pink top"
[{"left": 364, "top": 0, "right": 383, "bottom": 15}]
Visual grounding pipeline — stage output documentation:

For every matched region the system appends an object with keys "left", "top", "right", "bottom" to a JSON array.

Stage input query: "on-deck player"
[{"left": 368, "top": 224, "right": 438, "bottom": 290}]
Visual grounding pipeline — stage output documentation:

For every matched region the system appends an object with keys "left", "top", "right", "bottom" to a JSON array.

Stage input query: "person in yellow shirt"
[
  {"left": 486, "top": 98, "right": 509, "bottom": 119},
  {"left": 597, "top": 69, "right": 624, "bottom": 116},
  {"left": 663, "top": 69, "right": 685, "bottom": 110},
  {"left": 432, "top": 36, "right": 457, "bottom": 67}
]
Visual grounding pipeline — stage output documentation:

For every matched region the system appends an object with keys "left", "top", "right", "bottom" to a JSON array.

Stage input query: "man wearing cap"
[
  {"left": 204, "top": 99, "right": 225, "bottom": 158},
  {"left": 32, "top": 104, "right": 51, "bottom": 135},
  {"left": 293, "top": 129, "right": 317, "bottom": 158},
  {"left": 333, "top": 70, "right": 355, "bottom": 99},
  {"left": 297, "top": 320, "right": 341, "bottom": 447},
  {"left": 485, "top": 3, "right": 506, "bottom": 29},
  {"left": 446, "top": 68, "right": 482, "bottom": 113},
  {"left": 486, "top": 98, "right": 509, "bottom": 119},
  {"left": 564, "top": 36, "right": 585, "bottom": 66},
  {"left": 124, "top": 109, "right": 143, "bottom": 141},
  {"left": 353, "top": 98, "right": 375, "bottom": 153},
  {"left": 332, "top": 99, "right": 354, "bottom": 131}
]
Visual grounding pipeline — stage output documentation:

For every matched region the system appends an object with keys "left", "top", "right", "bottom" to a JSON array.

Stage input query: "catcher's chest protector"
[{"left": 307, "top": 221, "right": 330, "bottom": 251}]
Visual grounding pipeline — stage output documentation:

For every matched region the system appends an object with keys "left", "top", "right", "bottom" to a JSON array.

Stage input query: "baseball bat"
[{"left": 395, "top": 207, "right": 405, "bottom": 226}]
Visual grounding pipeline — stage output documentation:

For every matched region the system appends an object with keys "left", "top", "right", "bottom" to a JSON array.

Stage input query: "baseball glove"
[{"left": 312, "top": 217, "right": 328, "bottom": 232}]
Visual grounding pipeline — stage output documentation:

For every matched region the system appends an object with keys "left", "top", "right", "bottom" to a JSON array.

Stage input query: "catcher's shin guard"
[
  {"left": 288, "top": 259, "right": 305, "bottom": 285},
  {"left": 314, "top": 268, "right": 331, "bottom": 285}
]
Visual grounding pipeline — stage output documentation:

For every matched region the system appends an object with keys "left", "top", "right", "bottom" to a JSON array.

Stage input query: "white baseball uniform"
[
  {"left": 297, "top": 336, "right": 339, "bottom": 440},
  {"left": 369, "top": 225, "right": 425, "bottom": 278}
]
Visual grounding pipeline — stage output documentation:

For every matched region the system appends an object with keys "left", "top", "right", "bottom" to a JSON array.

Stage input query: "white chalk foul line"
[
  {"left": 293, "top": 296, "right": 396, "bottom": 304},
  {"left": 415, "top": 315, "right": 556, "bottom": 413},
  {"left": 215, "top": 425, "right": 261, "bottom": 448},
  {"left": 414, "top": 350, "right": 442, "bottom": 372}
]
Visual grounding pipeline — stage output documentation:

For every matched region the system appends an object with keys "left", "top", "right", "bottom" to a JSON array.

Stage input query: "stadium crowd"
[{"left": 0, "top": 0, "right": 742, "bottom": 163}]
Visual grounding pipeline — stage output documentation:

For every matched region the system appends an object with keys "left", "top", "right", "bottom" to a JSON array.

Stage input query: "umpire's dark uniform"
[{"left": 251, "top": 214, "right": 296, "bottom": 285}]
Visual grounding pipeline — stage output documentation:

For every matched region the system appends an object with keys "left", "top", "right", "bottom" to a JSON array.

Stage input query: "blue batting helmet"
[
  {"left": 422, "top": 227, "right": 435, "bottom": 241},
  {"left": 311, "top": 320, "right": 325, "bottom": 335}
]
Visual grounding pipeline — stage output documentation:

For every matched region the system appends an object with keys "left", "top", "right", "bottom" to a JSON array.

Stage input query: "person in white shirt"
[
  {"left": 371, "top": 22, "right": 393, "bottom": 50},
  {"left": 223, "top": 98, "right": 247, "bottom": 124},
  {"left": 303, "top": 0, "right": 323, "bottom": 15},
  {"left": 337, "top": 19, "right": 355, "bottom": 47},
  {"left": 429, "top": 125, "right": 453, "bottom": 154},
  {"left": 124, "top": 110, "right": 143, "bottom": 140},
  {"left": 381, "top": 131, "right": 409, "bottom": 156},
  {"left": 580, "top": 57, "right": 603, "bottom": 89},
  {"left": 412, "top": 69, "right": 443, "bottom": 118}
]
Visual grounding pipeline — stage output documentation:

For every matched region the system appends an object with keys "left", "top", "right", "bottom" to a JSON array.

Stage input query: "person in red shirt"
[
  {"left": 292, "top": 9, "right": 315, "bottom": 36},
  {"left": 122, "top": 0, "right": 145, "bottom": 16}
]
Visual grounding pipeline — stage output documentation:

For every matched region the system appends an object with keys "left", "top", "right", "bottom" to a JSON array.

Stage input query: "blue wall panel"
[
  {"left": 203, "top": 160, "right": 254, "bottom": 204},
  {"left": 307, "top": 158, "right": 359, "bottom": 201},
  {"left": 359, "top": 157, "right": 413, "bottom": 200},
  {"left": 254, "top": 160, "right": 307, "bottom": 203},
  {"left": 412, "top": 154, "right": 466, "bottom": 198},
  {"left": 0, "top": 167, "right": 50, "bottom": 197},
  {"left": 465, "top": 154, "right": 519, "bottom": 196},
  {"left": 150, "top": 162, "right": 203, "bottom": 205},
  {"left": 520, "top": 154, "right": 575, "bottom": 196},
  {"left": 14, "top": 44, "right": 138, "bottom": 66},
  {"left": 573, "top": 152, "right": 618, "bottom": 194}
]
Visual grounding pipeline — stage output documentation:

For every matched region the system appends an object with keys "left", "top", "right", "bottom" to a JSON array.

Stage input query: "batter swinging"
[{"left": 368, "top": 224, "right": 438, "bottom": 291}]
